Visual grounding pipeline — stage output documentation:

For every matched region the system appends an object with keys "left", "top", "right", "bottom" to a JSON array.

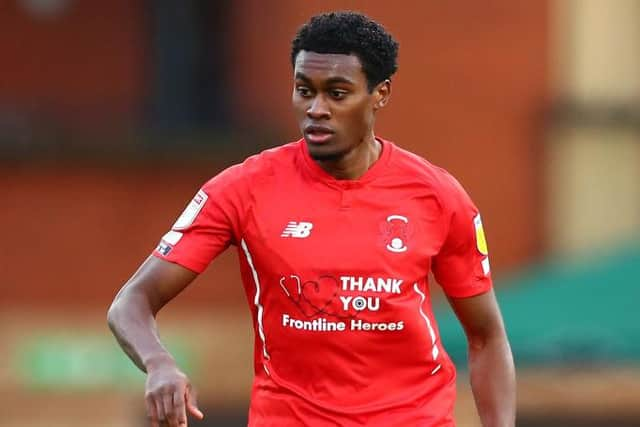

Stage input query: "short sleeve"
[
  {"left": 432, "top": 174, "right": 492, "bottom": 298},
  {"left": 152, "top": 164, "right": 246, "bottom": 273}
]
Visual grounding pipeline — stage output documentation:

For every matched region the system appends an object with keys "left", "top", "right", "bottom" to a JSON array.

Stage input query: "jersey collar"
[{"left": 298, "top": 137, "right": 393, "bottom": 188}]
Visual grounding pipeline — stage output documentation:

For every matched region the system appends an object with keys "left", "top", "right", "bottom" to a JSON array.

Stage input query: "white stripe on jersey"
[
  {"left": 241, "top": 238, "right": 271, "bottom": 373},
  {"left": 413, "top": 282, "right": 441, "bottom": 373}
]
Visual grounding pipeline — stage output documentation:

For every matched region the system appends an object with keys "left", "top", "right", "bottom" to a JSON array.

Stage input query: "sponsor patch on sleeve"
[
  {"left": 161, "top": 230, "right": 183, "bottom": 245},
  {"left": 481, "top": 257, "right": 491, "bottom": 275},
  {"left": 156, "top": 231, "right": 183, "bottom": 257},
  {"left": 172, "top": 190, "right": 208, "bottom": 230},
  {"left": 473, "top": 214, "right": 489, "bottom": 256},
  {"left": 157, "top": 241, "right": 173, "bottom": 256}
]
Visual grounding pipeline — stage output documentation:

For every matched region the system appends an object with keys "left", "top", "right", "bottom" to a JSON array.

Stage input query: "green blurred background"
[{"left": 1, "top": 0, "right": 638, "bottom": 426}]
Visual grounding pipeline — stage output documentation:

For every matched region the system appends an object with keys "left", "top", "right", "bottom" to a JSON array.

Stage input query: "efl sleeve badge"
[
  {"left": 473, "top": 214, "right": 489, "bottom": 256},
  {"left": 172, "top": 190, "right": 209, "bottom": 230}
]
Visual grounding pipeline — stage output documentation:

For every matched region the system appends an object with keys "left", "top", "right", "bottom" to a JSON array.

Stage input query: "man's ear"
[{"left": 373, "top": 79, "right": 392, "bottom": 111}]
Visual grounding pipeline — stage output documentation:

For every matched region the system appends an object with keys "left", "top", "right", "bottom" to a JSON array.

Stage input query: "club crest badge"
[{"left": 380, "top": 214, "right": 412, "bottom": 253}]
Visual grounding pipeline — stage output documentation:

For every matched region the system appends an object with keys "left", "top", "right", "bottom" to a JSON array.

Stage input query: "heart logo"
[
  {"left": 298, "top": 275, "right": 337, "bottom": 317},
  {"left": 280, "top": 274, "right": 358, "bottom": 320}
]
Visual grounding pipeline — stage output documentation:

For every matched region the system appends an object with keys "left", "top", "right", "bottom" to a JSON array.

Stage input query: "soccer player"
[{"left": 108, "top": 11, "right": 515, "bottom": 427}]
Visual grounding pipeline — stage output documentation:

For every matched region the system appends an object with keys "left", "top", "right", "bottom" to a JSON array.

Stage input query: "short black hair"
[{"left": 291, "top": 11, "right": 399, "bottom": 92}]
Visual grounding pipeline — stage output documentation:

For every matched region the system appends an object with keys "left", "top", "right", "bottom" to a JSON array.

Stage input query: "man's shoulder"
[
  {"left": 388, "top": 142, "right": 459, "bottom": 190},
  {"left": 202, "top": 140, "right": 300, "bottom": 191},
  {"left": 242, "top": 140, "right": 300, "bottom": 173},
  {"left": 388, "top": 142, "right": 473, "bottom": 214}
]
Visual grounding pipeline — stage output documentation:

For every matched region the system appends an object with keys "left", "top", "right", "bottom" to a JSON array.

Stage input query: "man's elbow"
[
  {"left": 107, "top": 297, "right": 121, "bottom": 334},
  {"left": 467, "top": 325, "right": 509, "bottom": 353},
  {"left": 107, "top": 286, "right": 130, "bottom": 332},
  {"left": 107, "top": 285, "right": 155, "bottom": 331}
]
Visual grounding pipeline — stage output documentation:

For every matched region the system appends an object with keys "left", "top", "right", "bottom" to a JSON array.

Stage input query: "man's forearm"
[
  {"left": 468, "top": 335, "right": 516, "bottom": 427},
  {"left": 107, "top": 289, "right": 175, "bottom": 373}
]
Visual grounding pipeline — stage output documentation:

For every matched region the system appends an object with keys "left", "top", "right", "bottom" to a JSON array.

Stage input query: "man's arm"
[
  {"left": 447, "top": 289, "right": 516, "bottom": 427},
  {"left": 107, "top": 256, "right": 204, "bottom": 427}
]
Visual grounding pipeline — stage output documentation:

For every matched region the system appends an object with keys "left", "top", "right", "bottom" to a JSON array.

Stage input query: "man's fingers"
[
  {"left": 173, "top": 390, "right": 188, "bottom": 426},
  {"left": 185, "top": 386, "right": 204, "bottom": 420},
  {"left": 162, "top": 392, "right": 178, "bottom": 427},
  {"left": 155, "top": 395, "right": 167, "bottom": 425},
  {"left": 145, "top": 396, "right": 160, "bottom": 427}
]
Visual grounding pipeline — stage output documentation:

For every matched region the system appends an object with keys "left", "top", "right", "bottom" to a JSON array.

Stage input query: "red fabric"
[{"left": 153, "top": 139, "right": 492, "bottom": 425}]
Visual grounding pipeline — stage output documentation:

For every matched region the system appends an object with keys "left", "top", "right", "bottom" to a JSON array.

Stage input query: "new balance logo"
[{"left": 281, "top": 221, "right": 313, "bottom": 238}]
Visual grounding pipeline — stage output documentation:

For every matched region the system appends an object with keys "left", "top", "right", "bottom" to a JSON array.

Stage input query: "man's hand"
[{"left": 144, "top": 360, "right": 204, "bottom": 427}]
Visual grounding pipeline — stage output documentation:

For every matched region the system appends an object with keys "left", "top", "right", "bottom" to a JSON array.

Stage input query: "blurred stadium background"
[{"left": 1, "top": 1, "right": 639, "bottom": 426}]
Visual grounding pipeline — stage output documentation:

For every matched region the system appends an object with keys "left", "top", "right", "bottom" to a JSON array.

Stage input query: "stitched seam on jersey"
[
  {"left": 413, "top": 282, "right": 441, "bottom": 366},
  {"left": 241, "top": 238, "right": 271, "bottom": 365}
]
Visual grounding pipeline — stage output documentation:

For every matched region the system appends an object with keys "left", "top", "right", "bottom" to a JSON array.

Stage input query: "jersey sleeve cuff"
[
  {"left": 442, "top": 277, "right": 493, "bottom": 298},
  {"left": 151, "top": 251, "right": 206, "bottom": 274}
]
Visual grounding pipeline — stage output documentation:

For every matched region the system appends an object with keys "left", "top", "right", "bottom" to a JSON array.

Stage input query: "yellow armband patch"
[{"left": 473, "top": 214, "right": 489, "bottom": 255}]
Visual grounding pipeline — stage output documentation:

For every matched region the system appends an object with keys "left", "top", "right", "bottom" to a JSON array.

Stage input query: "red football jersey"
[{"left": 153, "top": 138, "right": 492, "bottom": 426}]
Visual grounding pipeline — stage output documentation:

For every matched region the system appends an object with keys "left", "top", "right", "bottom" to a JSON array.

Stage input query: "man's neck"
[{"left": 315, "top": 135, "right": 382, "bottom": 180}]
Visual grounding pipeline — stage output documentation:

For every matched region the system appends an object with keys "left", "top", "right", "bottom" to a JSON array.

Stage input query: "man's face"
[{"left": 292, "top": 51, "right": 389, "bottom": 161}]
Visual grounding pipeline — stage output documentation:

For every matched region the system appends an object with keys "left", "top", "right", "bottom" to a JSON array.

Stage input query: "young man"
[{"left": 108, "top": 11, "right": 515, "bottom": 427}]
